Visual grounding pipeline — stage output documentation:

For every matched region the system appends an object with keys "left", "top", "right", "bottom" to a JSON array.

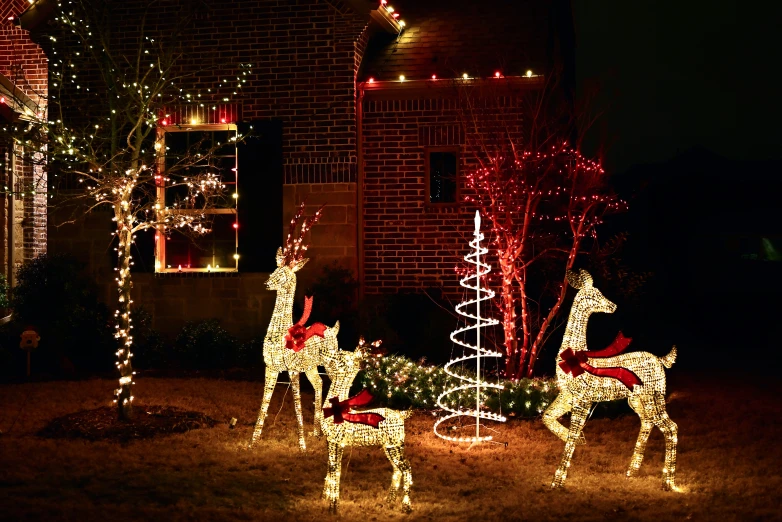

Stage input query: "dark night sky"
[{"left": 574, "top": 1, "right": 782, "bottom": 174}]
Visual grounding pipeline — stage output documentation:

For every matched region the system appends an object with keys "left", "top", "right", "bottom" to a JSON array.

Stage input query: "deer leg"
[
  {"left": 324, "top": 441, "right": 344, "bottom": 513},
  {"left": 384, "top": 444, "right": 413, "bottom": 513},
  {"left": 551, "top": 400, "right": 590, "bottom": 489},
  {"left": 305, "top": 367, "right": 323, "bottom": 437},
  {"left": 383, "top": 446, "right": 402, "bottom": 505},
  {"left": 543, "top": 391, "right": 584, "bottom": 444},
  {"left": 651, "top": 393, "right": 678, "bottom": 491},
  {"left": 626, "top": 395, "right": 654, "bottom": 478},
  {"left": 289, "top": 371, "right": 307, "bottom": 451},
  {"left": 249, "top": 366, "right": 278, "bottom": 448}
]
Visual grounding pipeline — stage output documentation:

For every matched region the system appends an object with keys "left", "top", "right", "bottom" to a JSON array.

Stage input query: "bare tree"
[
  {"left": 457, "top": 74, "right": 625, "bottom": 378},
  {"left": 1, "top": 0, "right": 249, "bottom": 419}
]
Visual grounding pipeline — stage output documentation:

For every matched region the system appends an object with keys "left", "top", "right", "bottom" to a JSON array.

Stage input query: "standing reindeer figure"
[
  {"left": 543, "top": 269, "right": 679, "bottom": 490},
  {"left": 249, "top": 203, "right": 340, "bottom": 451},
  {"left": 320, "top": 338, "right": 413, "bottom": 513}
]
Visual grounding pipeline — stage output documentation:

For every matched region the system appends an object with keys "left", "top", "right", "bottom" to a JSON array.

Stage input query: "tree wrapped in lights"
[
  {"left": 434, "top": 211, "right": 506, "bottom": 444},
  {"left": 1, "top": 0, "right": 250, "bottom": 419},
  {"left": 543, "top": 269, "right": 678, "bottom": 490},
  {"left": 457, "top": 76, "right": 626, "bottom": 379}
]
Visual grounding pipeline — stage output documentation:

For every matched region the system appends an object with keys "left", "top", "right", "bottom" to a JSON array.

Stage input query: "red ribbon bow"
[
  {"left": 284, "top": 296, "right": 327, "bottom": 352},
  {"left": 323, "top": 389, "right": 386, "bottom": 428},
  {"left": 558, "top": 332, "right": 643, "bottom": 390}
]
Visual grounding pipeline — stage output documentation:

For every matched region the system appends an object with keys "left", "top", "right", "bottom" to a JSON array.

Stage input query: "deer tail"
[
  {"left": 659, "top": 345, "right": 677, "bottom": 368},
  {"left": 401, "top": 409, "right": 413, "bottom": 420},
  {"left": 331, "top": 320, "right": 340, "bottom": 336}
]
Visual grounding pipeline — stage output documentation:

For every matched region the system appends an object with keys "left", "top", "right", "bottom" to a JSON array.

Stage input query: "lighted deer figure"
[
  {"left": 543, "top": 269, "right": 679, "bottom": 490},
  {"left": 320, "top": 338, "right": 413, "bottom": 513},
  {"left": 249, "top": 203, "right": 340, "bottom": 451}
]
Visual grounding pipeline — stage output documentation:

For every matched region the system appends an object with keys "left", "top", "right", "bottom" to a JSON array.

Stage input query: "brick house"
[
  {"left": 12, "top": 0, "right": 572, "bottom": 336},
  {"left": 1, "top": 0, "right": 48, "bottom": 302}
]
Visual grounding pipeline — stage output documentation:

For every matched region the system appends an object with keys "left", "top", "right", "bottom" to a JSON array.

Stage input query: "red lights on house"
[
  {"left": 431, "top": 74, "right": 437, "bottom": 80},
  {"left": 368, "top": 77, "right": 374, "bottom": 84},
  {"left": 495, "top": 71, "right": 501, "bottom": 78},
  {"left": 233, "top": 222, "right": 239, "bottom": 229},
  {"left": 160, "top": 119, "right": 168, "bottom": 126}
]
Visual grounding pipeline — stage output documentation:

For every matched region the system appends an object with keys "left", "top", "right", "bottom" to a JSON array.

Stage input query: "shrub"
[
  {"left": 356, "top": 353, "right": 558, "bottom": 418},
  {"left": 128, "top": 307, "right": 168, "bottom": 369},
  {"left": 173, "top": 319, "right": 241, "bottom": 369},
  {"left": 355, "top": 353, "right": 631, "bottom": 418},
  {"left": 0, "top": 272, "right": 9, "bottom": 309},
  {"left": 10, "top": 253, "right": 115, "bottom": 374}
]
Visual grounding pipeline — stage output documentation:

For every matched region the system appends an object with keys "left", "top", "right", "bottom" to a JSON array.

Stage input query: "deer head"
[
  {"left": 266, "top": 202, "right": 323, "bottom": 291},
  {"left": 324, "top": 338, "right": 383, "bottom": 398},
  {"left": 566, "top": 269, "right": 617, "bottom": 315}
]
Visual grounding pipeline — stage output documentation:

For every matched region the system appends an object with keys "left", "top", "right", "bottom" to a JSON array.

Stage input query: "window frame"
[
  {"left": 424, "top": 145, "right": 461, "bottom": 207},
  {"left": 154, "top": 123, "right": 239, "bottom": 273}
]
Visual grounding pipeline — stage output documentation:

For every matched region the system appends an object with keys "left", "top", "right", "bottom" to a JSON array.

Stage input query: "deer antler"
[{"left": 282, "top": 201, "right": 324, "bottom": 267}]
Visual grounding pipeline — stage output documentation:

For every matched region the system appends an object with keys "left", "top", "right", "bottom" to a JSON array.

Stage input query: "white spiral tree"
[{"left": 434, "top": 211, "right": 506, "bottom": 444}]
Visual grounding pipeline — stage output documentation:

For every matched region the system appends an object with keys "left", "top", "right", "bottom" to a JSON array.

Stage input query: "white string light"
[
  {"left": 434, "top": 211, "right": 506, "bottom": 444},
  {"left": 543, "top": 269, "right": 679, "bottom": 490}
]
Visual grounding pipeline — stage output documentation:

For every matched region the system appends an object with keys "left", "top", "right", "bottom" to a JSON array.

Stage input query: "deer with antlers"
[
  {"left": 248, "top": 203, "right": 340, "bottom": 451},
  {"left": 543, "top": 269, "right": 679, "bottom": 490},
  {"left": 319, "top": 338, "right": 414, "bottom": 513}
]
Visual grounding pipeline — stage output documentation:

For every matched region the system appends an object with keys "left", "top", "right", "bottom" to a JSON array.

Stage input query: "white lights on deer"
[
  {"left": 320, "top": 339, "right": 413, "bottom": 514},
  {"left": 543, "top": 269, "right": 679, "bottom": 490},
  {"left": 434, "top": 211, "right": 506, "bottom": 444},
  {"left": 248, "top": 202, "right": 340, "bottom": 452}
]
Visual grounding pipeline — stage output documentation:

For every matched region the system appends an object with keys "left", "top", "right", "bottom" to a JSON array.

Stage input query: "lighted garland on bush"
[{"left": 355, "top": 354, "right": 558, "bottom": 419}]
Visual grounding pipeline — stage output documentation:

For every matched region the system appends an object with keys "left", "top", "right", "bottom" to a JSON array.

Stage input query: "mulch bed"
[{"left": 37, "top": 406, "right": 219, "bottom": 443}]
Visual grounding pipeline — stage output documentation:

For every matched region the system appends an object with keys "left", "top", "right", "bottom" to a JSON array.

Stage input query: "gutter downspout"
[{"left": 356, "top": 84, "right": 365, "bottom": 299}]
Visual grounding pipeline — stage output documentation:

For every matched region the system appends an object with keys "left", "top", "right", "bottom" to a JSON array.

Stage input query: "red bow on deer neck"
[
  {"left": 285, "top": 296, "right": 327, "bottom": 352},
  {"left": 323, "top": 389, "right": 386, "bottom": 428},
  {"left": 559, "top": 332, "right": 643, "bottom": 390}
]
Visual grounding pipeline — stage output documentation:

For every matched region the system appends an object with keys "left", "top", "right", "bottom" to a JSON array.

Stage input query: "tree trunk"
[
  {"left": 114, "top": 208, "right": 134, "bottom": 420},
  {"left": 499, "top": 259, "right": 517, "bottom": 377}
]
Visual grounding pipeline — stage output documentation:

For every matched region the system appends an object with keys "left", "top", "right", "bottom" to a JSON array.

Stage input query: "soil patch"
[{"left": 37, "top": 406, "right": 218, "bottom": 442}]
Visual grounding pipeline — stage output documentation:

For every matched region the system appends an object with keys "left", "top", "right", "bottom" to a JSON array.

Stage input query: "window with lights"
[
  {"left": 425, "top": 146, "right": 460, "bottom": 206},
  {"left": 155, "top": 124, "right": 238, "bottom": 272}
]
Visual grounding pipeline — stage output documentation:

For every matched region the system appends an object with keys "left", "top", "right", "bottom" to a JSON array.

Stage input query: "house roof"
[{"left": 359, "top": 0, "right": 555, "bottom": 82}]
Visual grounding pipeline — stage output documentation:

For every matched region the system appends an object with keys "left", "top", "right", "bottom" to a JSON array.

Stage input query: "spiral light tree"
[{"left": 434, "top": 211, "right": 506, "bottom": 444}]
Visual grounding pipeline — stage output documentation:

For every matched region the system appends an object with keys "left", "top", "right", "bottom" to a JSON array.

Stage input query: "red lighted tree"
[{"left": 458, "top": 77, "right": 625, "bottom": 378}]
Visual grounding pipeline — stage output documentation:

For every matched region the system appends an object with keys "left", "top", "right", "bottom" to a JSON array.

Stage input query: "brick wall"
[
  {"left": 1, "top": 5, "right": 48, "bottom": 283},
  {"left": 40, "top": 0, "right": 368, "bottom": 276},
  {"left": 38, "top": 0, "right": 370, "bottom": 330},
  {"left": 282, "top": 182, "right": 356, "bottom": 290},
  {"left": 361, "top": 93, "right": 526, "bottom": 299}
]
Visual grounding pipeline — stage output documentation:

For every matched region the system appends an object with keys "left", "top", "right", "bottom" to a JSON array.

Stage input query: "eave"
[
  {"left": 0, "top": 73, "right": 41, "bottom": 122},
  {"left": 15, "top": 0, "right": 56, "bottom": 32}
]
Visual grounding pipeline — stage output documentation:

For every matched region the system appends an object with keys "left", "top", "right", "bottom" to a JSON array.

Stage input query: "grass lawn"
[{"left": 0, "top": 372, "right": 780, "bottom": 521}]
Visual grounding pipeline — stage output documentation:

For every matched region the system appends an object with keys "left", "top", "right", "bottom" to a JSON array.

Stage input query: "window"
[
  {"left": 425, "top": 146, "right": 460, "bottom": 205},
  {"left": 155, "top": 124, "right": 238, "bottom": 272}
]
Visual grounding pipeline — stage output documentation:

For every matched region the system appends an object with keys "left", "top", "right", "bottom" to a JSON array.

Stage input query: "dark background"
[{"left": 573, "top": 0, "right": 782, "bottom": 372}]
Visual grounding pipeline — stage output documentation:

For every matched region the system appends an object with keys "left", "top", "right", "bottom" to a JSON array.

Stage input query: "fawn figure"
[
  {"left": 319, "top": 339, "right": 413, "bottom": 513},
  {"left": 249, "top": 204, "right": 339, "bottom": 451},
  {"left": 543, "top": 269, "right": 679, "bottom": 490}
]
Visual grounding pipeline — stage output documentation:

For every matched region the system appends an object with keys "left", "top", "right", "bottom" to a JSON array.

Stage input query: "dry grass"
[{"left": 0, "top": 372, "right": 780, "bottom": 521}]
